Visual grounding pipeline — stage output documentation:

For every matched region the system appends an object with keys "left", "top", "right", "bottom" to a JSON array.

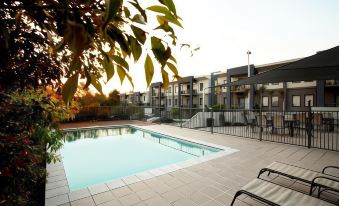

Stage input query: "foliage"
[
  {"left": 1, "top": 0, "right": 183, "bottom": 104},
  {"left": 78, "top": 89, "right": 120, "bottom": 107},
  {"left": 0, "top": 88, "right": 78, "bottom": 205}
]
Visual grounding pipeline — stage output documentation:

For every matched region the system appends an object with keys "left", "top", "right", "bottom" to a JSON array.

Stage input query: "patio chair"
[
  {"left": 272, "top": 115, "right": 288, "bottom": 135},
  {"left": 243, "top": 113, "right": 257, "bottom": 132},
  {"left": 230, "top": 178, "right": 333, "bottom": 206},
  {"left": 257, "top": 162, "right": 339, "bottom": 198},
  {"left": 263, "top": 114, "right": 274, "bottom": 134}
]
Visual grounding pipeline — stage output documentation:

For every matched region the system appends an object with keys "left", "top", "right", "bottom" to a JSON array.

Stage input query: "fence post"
[
  {"left": 259, "top": 108, "right": 263, "bottom": 141},
  {"left": 180, "top": 107, "right": 182, "bottom": 128},
  {"left": 211, "top": 109, "right": 214, "bottom": 134},
  {"left": 306, "top": 100, "right": 312, "bottom": 149}
]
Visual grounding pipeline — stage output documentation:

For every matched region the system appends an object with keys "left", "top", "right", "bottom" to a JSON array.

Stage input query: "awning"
[{"left": 226, "top": 46, "right": 339, "bottom": 86}]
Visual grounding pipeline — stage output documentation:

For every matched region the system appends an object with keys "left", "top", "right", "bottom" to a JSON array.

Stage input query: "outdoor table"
[
  {"left": 284, "top": 119, "right": 298, "bottom": 137},
  {"left": 323, "top": 118, "right": 339, "bottom": 132}
]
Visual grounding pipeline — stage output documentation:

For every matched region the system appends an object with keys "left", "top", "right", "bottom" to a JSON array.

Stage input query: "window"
[
  {"left": 199, "top": 83, "right": 204, "bottom": 91},
  {"left": 292, "top": 81, "right": 301, "bottom": 83},
  {"left": 271, "top": 83, "right": 279, "bottom": 85},
  {"left": 175, "top": 86, "right": 178, "bottom": 93},
  {"left": 168, "top": 99, "right": 172, "bottom": 106},
  {"left": 272, "top": 96, "right": 279, "bottom": 107},
  {"left": 304, "top": 95, "right": 314, "bottom": 107},
  {"left": 292, "top": 95, "right": 301, "bottom": 107},
  {"left": 175, "top": 99, "right": 178, "bottom": 106},
  {"left": 262, "top": 96, "right": 269, "bottom": 107},
  {"left": 168, "top": 87, "right": 172, "bottom": 93},
  {"left": 187, "top": 85, "right": 190, "bottom": 90},
  {"left": 224, "top": 97, "right": 227, "bottom": 104},
  {"left": 199, "top": 98, "right": 203, "bottom": 106},
  {"left": 336, "top": 95, "right": 339, "bottom": 107},
  {"left": 143, "top": 96, "right": 145, "bottom": 101},
  {"left": 186, "top": 99, "right": 189, "bottom": 104}
]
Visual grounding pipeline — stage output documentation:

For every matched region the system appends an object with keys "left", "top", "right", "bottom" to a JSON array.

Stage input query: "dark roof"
[{"left": 227, "top": 46, "right": 339, "bottom": 86}]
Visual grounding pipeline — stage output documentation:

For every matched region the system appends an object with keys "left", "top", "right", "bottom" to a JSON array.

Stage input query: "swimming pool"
[{"left": 60, "top": 126, "right": 236, "bottom": 191}]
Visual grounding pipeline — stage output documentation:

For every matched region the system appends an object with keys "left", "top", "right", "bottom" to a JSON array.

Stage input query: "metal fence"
[{"left": 72, "top": 106, "right": 339, "bottom": 152}]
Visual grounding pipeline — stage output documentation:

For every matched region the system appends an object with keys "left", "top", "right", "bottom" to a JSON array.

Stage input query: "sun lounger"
[
  {"left": 258, "top": 162, "right": 339, "bottom": 197},
  {"left": 231, "top": 179, "right": 333, "bottom": 206}
]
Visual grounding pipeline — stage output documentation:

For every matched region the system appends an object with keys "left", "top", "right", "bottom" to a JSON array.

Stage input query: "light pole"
[{"left": 247, "top": 50, "right": 251, "bottom": 77}]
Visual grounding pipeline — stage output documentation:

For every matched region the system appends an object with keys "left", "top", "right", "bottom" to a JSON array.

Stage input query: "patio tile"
[
  {"left": 128, "top": 182, "right": 148, "bottom": 192},
  {"left": 190, "top": 191, "right": 212, "bottom": 205},
  {"left": 200, "top": 186, "right": 223, "bottom": 199},
  {"left": 202, "top": 199, "right": 223, "bottom": 206},
  {"left": 172, "top": 198, "right": 197, "bottom": 206},
  {"left": 48, "top": 170, "right": 66, "bottom": 177},
  {"left": 161, "top": 190, "right": 183, "bottom": 203},
  {"left": 106, "top": 179, "right": 126, "bottom": 190},
  {"left": 135, "top": 172, "right": 154, "bottom": 180},
  {"left": 149, "top": 183, "right": 172, "bottom": 194},
  {"left": 149, "top": 168, "right": 166, "bottom": 176},
  {"left": 60, "top": 203, "right": 70, "bottom": 206},
  {"left": 118, "top": 193, "right": 140, "bottom": 206},
  {"left": 68, "top": 188, "right": 91, "bottom": 202},
  {"left": 45, "top": 194, "right": 69, "bottom": 206},
  {"left": 48, "top": 175, "right": 67, "bottom": 183},
  {"left": 46, "top": 180, "right": 68, "bottom": 190},
  {"left": 88, "top": 183, "right": 109, "bottom": 195},
  {"left": 97, "top": 199, "right": 122, "bottom": 206},
  {"left": 214, "top": 193, "right": 233, "bottom": 205},
  {"left": 175, "top": 185, "right": 195, "bottom": 197},
  {"left": 122, "top": 175, "right": 141, "bottom": 185},
  {"left": 144, "top": 195, "right": 169, "bottom": 206},
  {"left": 111, "top": 186, "right": 133, "bottom": 198},
  {"left": 164, "top": 179, "right": 185, "bottom": 188},
  {"left": 70, "top": 197, "right": 95, "bottom": 206},
  {"left": 45, "top": 186, "right": 69, "bottom": 199},
  {"left": 136, "top": 189, "right": 157, "bottom": 201},
  {"left": 92, "top": 191, "right": 115, "bottom": 205}
]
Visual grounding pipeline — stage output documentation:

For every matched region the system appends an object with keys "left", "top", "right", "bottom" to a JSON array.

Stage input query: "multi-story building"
[{"left": 119, "top": 51, "right": 338, "bottom": 111}]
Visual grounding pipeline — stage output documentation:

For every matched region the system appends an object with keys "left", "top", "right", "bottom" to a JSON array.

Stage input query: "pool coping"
[{"left": 45, "top": 124, "right": 239, "bottom": 206}]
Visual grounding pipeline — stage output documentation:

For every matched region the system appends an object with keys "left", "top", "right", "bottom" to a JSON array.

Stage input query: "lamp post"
[{"left": 247, "top": 50, "right": 251, "bottom": 77}]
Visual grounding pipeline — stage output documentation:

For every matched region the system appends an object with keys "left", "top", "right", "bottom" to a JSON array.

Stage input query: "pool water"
[{"left": 61, "top": 127, "right": 222, "bottom": 191}]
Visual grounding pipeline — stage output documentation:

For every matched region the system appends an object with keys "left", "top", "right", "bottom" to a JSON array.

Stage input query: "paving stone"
[
  {"left": 136, "top": 189, "right": 157, "bottom": 201},
  {"left": 45, "top": 194, "right": 69, "bottom": 206},
  {"left": 46, "top": 180, "right": 68, "bottom": 190},
  {"left": 190, "top": 191, "right": 212, "bottom": 205},
  {"left": 106, "top": 179, "right": 126, "bottom": 190},
  {"left": 70, "top": 197, "right": 95, "bottom": 206},
  {"left": 172, "top": 198, "right": 197, "bottom": 206},
  {"left": 200, "top": 186, "right": 224, "bottom": 199},
  {"left": 88, "top": 183, "right": 109, "bottom": 195},
  {"left": 112, "top": 186, "right": 133, "bottom": 198},
  {"left": 118, "top": 193, "right": 140, "bottom": 206},
  {"left": 92, "top": 191, "right": 115, "bottom": 205},
  {"left": 68, "top": 188, "right": 91, "bottom": 202},
  {"left": 98, "top": 199, "right": 122, "bottom": 206},
  {"left": 145, "top": 195, "right": 169, "bottom": 206},
  {"left": 161, "top": 190, "right": 183, "bottom": 203},
  {"left": 45, "top": 186, "right": 69, "bottom": 199},
  {"left": 128, "top": 182, "right": 148, "bottom": 192},
  {"left": 202, "top": 199, "right": 223, "bottom": 206}
]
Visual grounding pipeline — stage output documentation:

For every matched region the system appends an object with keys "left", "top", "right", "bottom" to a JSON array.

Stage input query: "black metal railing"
[{"left": 71, "top": 105, "right": 339, "bottom": 152}]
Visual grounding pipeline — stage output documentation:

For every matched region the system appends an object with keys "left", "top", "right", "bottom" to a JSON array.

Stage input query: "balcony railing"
[
  {"left": 231, "top": 85, "right": 249, "bottom": 93},
  {"left": 325, "top": 80, "right": 339, "bottom": 86},
  {"left": 180, "top": 89, "right": 197, "bottom": 95}
]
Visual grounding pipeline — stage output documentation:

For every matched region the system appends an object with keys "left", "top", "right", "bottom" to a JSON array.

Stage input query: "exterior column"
[
  {"left": 316, "top": 80, "right": 325, "bottom": 107},
  {"left": 209, "top": 73, "right": 216, "bottom": 106},
  {"left": 178, "top": 83, "right": 181, "bottom": 108},
  {"left": 249, "top": 67, "right": 255, "bottom": 110},
  {"left": 283, "top": 82, "right": 287, "bottom": 111},
  {"left": 226, "top": 74, "right": 231, "bottom": 109},
  {"left": 158, "top": 85, "right": 161, "bottom": 108},
  {"left": 189, "top": 78, "right": 193, "bottom": 108}
]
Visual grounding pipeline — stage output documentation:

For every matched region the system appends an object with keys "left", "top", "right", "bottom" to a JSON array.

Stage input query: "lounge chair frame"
[{"left": 257, "top": 162, "right": 339, "bottom": 198}]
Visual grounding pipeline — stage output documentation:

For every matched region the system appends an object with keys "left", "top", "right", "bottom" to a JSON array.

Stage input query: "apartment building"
[{"left": 120, "top": 51, "right": 338, "bottom": 110}]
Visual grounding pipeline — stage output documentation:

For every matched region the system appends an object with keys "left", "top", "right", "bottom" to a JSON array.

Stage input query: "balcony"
[
  {"left": 325, "top": 80, "right": 339, "bottom": 87},
  {"left": 180, "top": 89, "right": 197, "bottom": 95},
  {"left": 231, "top": 85, "right": 249, "bottom": 93}
]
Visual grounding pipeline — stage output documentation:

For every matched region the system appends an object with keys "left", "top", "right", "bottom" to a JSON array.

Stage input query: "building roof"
[{"left": 227, "top": 45, "right": 339, "bottom": 86}]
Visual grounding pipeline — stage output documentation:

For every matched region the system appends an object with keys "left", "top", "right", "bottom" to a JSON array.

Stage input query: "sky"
[{"left": 100, "top": 0, "right": 339, "bottom": 95}]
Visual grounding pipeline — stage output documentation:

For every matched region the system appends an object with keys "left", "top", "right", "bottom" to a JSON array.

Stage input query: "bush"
[{"left": 0, "top": 88, "right": 77, "bottom": 205}]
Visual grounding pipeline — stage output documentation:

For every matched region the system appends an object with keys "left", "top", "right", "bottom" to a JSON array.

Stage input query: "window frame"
[
  {"left": 304, "top": 94, "right": 314, "bottom": 107},
  {"left": 271, "top": 96, "right": 279, "bottom": 107},
  {"left": 262, "top": 96, "right": 269, "bottom": 107},
  {"left": 292, "top": 95, "right": 301, "bottom": 107}
]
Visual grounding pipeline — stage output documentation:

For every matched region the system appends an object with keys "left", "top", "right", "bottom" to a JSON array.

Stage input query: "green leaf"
[
  {"left": 161, "top": 0, "right": 177, "bottom": 16},
  {"left": 104, "top": 0, "right": 122, "bottom": 23},
  {"left": 126, "top": 73, "right": 134, "bottom": 89},
  {"left": 169, "top": 55, "right": 177, "bottom": 63},
  {"left": 112, "top": 55, "right": 129, "bottom": 70},
  {"left": 151, "top": 37, "right": 165, "bottom": 51},
  {"left": 102, "top": 57, "right": 114, "bottom": 82},
  {"left": 129, "top": 36, "right": 142, "bottom": 62},
  {"left": 147, "top": 5, "right": 171, "bottom": 16},
  {"left": 129, "top": 0, "right": 147, "bottom": 22},
  {"left": 131, "top": 25, "right": 146, "bottom": 44},
  {"left": 161, "top": 68, "right": 169, "bottom": 88},
  {"left": 124, "top": 7, "right": 131, "bottom": 18},
  {"left": 106, "top": 26, "right": 130, "bottom": 54},
  {"left": 69, "top": 58, "right": 82, "bottom": 73},
  {"left": 132, "top": 14, "right": 146, "bottom": 24},
  {"left": 144, "top": 54, "right": 154, "bottom": 86},
  {"left": 62, "top": 73, "right": 79, "bottom": 104},
  {"left": 89, "top": 74, "right": 103, "bottom": 94},
  {"left": 117, "top": 65, "right": 126, "bottom": 84},
  {"left": 156, "top": 15, "right": 183, "bottom": 28},
  {"left": 166, "top": 62, "right": 178, "bottom": 75}
]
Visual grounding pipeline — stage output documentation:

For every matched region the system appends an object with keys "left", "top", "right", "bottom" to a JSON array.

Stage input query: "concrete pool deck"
[{"left": 46, "top": 121, "right": 339, "bottom": 206}]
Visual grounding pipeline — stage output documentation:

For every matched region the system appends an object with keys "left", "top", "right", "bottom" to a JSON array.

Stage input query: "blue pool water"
[{"left": 61, "top": 127, "right": 222, "bottom": 191}]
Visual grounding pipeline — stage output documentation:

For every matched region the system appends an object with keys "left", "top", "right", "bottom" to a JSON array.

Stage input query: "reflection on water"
[{"left": 63, "top": 127, "right": 221, "bottom": 157}]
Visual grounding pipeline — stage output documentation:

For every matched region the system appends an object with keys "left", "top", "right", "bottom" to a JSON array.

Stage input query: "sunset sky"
[{"left": 100, "top": 0, "right": 339, "bottom": 95}]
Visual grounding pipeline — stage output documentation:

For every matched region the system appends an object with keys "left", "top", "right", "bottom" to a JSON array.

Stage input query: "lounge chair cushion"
[{"left": 242, "top": 179, "right": 332, "bottom": 206}]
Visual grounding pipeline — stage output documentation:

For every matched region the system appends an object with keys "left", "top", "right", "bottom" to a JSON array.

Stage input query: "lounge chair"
[
  {"left": 257, "top": 162, "right": 339, "bottom": 198},
  {"left": 231, "top": 178, "right": 333, "bottom": 206}
]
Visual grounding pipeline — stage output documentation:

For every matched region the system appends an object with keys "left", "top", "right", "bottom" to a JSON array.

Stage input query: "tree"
[
  {"left": 1, "top": 0, "right": 183, "bottom": 103},
  {"left": 104, "top": 89, "right": 120, "bottom": 106}
]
